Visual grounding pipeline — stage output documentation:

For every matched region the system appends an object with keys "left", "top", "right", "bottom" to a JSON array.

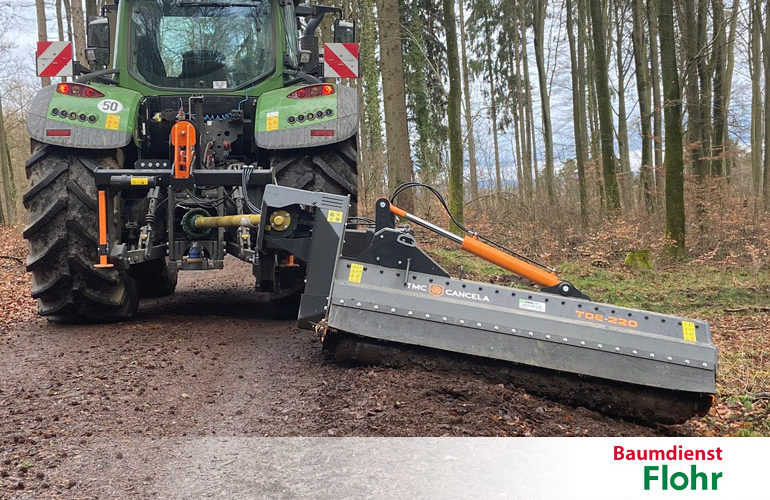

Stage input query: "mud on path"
[{"left": 1, "top": 258, "right": 690, "bottom": 498}]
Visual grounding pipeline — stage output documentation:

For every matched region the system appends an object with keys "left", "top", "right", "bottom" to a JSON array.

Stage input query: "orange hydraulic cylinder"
[
  {"left": 388, "top": 201, "right": 561, "bottom": 287},
  {"left": 171, "top": 121, "right": 197, "bottom": 179},
  {"left": 94, "top": 190, "right": 113, "bottom": 269},
  {"left": 460, "top": 236, "right": 559, "bottom": 287}
]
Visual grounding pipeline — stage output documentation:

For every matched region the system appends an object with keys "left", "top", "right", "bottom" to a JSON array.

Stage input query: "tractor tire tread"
[
  {"left": 23, "top": 146, "right": 138, "bottom": 324},
  {"left": 270, "top": 137, "right": 358, "bottom": 213}
]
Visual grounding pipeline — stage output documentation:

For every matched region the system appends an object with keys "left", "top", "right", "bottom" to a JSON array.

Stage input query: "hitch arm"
[{"left": 387, "top": 202, "right": 589, "bottom": 300}]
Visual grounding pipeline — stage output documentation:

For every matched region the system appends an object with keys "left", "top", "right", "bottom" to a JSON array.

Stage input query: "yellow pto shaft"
[{"left": 193, "top": 214, "right": 261, "bottom": 228}]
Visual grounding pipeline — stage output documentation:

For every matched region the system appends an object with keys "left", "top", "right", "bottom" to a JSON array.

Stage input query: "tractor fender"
[
  {"left": 255, "top": 83, "right": 358, "bottom": 149},
  {"left": 27, "top": 83, "right": 142, "bottom": 149}
]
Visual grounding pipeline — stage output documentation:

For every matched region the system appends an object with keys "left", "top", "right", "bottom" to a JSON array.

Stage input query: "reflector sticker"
[
  {"left": 266, "top": 111, "right": 279, "bottom": 131},
  {"left": 105, "top": 114, "right": 120, "bottom": 130},
  {"left": 130, "top": 177, "right": 149, "bottom": 186},
  {"left": 327, "top": 210, "right": 343, "bottom": 223},
  {"left": 519, "top": 299, "right": 545, "bottom": 313},
  {"left": 348, "top": 263, "right": 363, "bottom": 283},
  {"left": 682, "top": 321, "right": 697, "bottom": 342}
]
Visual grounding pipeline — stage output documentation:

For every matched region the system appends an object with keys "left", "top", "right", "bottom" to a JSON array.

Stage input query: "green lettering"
[
  {"left": 644, "top": 466, "right": 659, "bottom": 490},
  {"left": 691, "top": 465, "right": 708, "bottom": 490},
  {"left": 712, "top": 472, "right": 722, "bottom": 490},
  {"left": 671, "top": 472, "right": 689, "bottom": 491}
]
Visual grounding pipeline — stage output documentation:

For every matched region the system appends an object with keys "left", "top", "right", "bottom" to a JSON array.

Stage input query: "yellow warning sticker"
[
  {"left": 105, "top": 114, "right": 121, "bottom": 130},
  {"left": 682, "top": 321, "right": 697, "bottom": 342},
  {"left": 327, "top": 210, "right": 344, "bottom": 223},
  {"left": 266, "top": 111, "right": 279, "bottom": 131},
  {"left": 348, "top": 263, "right": 363, "bottom": 283},
  {"left": 130, "top": 177, "right": 149, "bottom": 186}
]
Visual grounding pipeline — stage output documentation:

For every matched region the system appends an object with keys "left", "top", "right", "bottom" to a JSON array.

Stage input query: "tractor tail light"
[
  {"left": 56, "top": 83, "right": 104, "bottom": 98},
  {"left": 287, "top": 84, "right": 335, "bottom": 99}
]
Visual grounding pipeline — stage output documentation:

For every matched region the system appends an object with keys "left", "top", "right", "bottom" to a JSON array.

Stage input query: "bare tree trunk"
[
  {"left": 520, "top": 6, "right": 538, "bottom": 191},
  {"left": 749, "top": 0, "right": 763, "bottom": 197},
  {"left": 696, "top": 0, "right": 712, "bottom": 175},
  {"left": 720, "top": 0, "right": 739, "bottom": 178},
  {"left": 679, "top": 0, "right": 708, "bottom": 179},
  {"left": 576, "top": 0, "right": 590, "bottom": 159},
  {"left": 64, "top": 0, "right": 73, "bottom": 40},
  {"left": 444, "top": 0, "right": 464, "bottom": 229},
  {"left": 55, "top": 0, "right": 69, "bottom": 83},
  {"left": 36, "top": 0, "right": 51, "bottom": 88},
  {"left": 56, "top": 0, "right": 65, "bottom": 42},
  {"left": 359, "top": 0, "right": 384, "bottom": 203},
  {"left": 764, "top": 0, "right": 770, "bottom": 206},
  {"left": 577, "top": 0, "right": 595, "bottom": 213},
  {"left": 70, "top": 0, "right": 88, "bottom": 69},
  {"left": 583, "top": 0, "right": 605, "bottom": 212},
  {"left": 86, "top": 0, "right": 98, "bottom": 17},
  {"left": 533, "top": 0, "right": 556, "bottom": 203},
  {"left": 376, "top": 0, "right": 413, "bottom": 210},
  {"left": 711, "top": 0, "right": 726, "bottom": 176},
  {"left": 482, "top": 17, "right": 502, "bottom": 194},
  {"left": 567, "top": 0, "right": 589, "bottom": 227},
  {"left": 614, "top": 0, "right": 634, "bottom": 212},
  {"left": 659, "top": 0, "right": 686, "bottom": 257},
  {"left": 647, "top": 0, "right": 664, "bottom": 193},
  {"left": 63, "top": 0, "right": 74, "bottom": 43},
  {"left": 633, "top": 0, "right": 655, "bottom": 212},
  {"left": 512, "top": 7, "right": 532, "bottom": 197},
  {"left": 0, "top": 97, "right": 16, "bottom": 224},
  {"left": 589, "top": 0, "right": 622, "bottom": 216},
  {"left": 458, "top": 3, "right": 479, "bottom": 201}
]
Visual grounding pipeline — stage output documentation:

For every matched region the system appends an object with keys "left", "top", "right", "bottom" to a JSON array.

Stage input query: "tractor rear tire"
[
  {"left": 22, "top": 143, "right": 139, "bottom": 323},
  {"left": 270, "top": 136, "right": 358, "bottom": 214},
  {"left": 129, "top": 258, "right": 177, "bottom": 298}
]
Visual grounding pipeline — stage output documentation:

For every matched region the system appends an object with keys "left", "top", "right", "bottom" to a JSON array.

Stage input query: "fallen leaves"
[{"left": 0, "top": 225, "right": 35, "bottom": 329}]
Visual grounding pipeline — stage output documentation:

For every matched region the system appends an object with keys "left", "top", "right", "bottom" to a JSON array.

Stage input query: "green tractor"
[{"left": 24, "top": 0, "right": 359, "bottom": 323}]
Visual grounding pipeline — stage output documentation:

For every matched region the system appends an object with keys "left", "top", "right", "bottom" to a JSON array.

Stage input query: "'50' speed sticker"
[{"left": 97, "top": 99, "right": 123, "bottom": 114}]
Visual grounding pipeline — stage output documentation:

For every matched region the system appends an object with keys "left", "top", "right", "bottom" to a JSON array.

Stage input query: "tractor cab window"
[{"left": 130, "top": 0, "right": 274, "bottom": 89}]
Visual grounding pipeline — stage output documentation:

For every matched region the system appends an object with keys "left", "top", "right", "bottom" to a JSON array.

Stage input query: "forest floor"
[{"left": 0, "top": 224, "right": 768, "bottom": 498}]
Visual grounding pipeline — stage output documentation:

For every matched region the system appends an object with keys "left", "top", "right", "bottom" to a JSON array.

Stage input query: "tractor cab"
[{"left": 85, "top": 0, "right": 355, "bottom": 91}]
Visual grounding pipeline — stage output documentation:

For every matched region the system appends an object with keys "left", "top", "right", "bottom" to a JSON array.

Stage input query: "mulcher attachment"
[{"left": 301, "top": 196, "right": 717, "bottom": 424}]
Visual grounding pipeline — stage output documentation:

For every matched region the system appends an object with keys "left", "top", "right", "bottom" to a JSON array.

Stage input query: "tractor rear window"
[{"left": 130, "top": 0, "right": 274, "bottom": 89}]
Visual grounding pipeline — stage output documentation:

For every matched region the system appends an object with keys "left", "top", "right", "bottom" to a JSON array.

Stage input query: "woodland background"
[{"left": 0, "top": 0, "right": 768, "bottom": 263}]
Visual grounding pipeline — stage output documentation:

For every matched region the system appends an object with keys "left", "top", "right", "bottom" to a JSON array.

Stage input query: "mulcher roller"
[{"left": 287, "top": 188, "right": 717, "bottom": 424}]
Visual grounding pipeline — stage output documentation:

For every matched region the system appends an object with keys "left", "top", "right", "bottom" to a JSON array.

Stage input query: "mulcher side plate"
[{"left": 325, "top": 258, "right": 717, "bottom": 420}]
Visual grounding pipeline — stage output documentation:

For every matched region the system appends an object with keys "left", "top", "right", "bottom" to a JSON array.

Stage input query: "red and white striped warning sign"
[
  {"left": 323, "top": 43, "right": 359, "bottom": 79},
  {"left": 37, "top": 41, "right": 74, "bottom": 78}
]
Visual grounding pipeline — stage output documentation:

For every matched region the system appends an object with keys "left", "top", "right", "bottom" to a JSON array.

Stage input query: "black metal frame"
[{"left": 93, "top": 167, "right": 275, "bottom": 269}]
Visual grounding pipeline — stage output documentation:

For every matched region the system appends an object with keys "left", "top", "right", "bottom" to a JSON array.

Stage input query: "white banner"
[{"left": 83, "top": 437, "right": 768, "bottom": 499}]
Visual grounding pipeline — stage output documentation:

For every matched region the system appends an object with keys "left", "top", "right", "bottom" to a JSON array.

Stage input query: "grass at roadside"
[{"left": 429, "top": 247, "right": 770, "bottom": 436}]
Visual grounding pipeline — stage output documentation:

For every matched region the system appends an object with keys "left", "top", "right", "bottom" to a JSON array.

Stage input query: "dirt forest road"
[{"left": 1, "top": 257, "right": 689, "bottom": 498}]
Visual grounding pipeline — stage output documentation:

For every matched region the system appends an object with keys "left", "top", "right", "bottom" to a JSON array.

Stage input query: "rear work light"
[
  {"left": 287, "top": 84, "right": 335, "bottom": 99},
  {"left": 56, "top": 83, "right": 104, "bottom": 98}
]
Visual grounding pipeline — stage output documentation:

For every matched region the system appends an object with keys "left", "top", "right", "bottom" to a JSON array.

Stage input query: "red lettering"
[{"left": 614, "top": 446, "right": 625, "bottom": 460}]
